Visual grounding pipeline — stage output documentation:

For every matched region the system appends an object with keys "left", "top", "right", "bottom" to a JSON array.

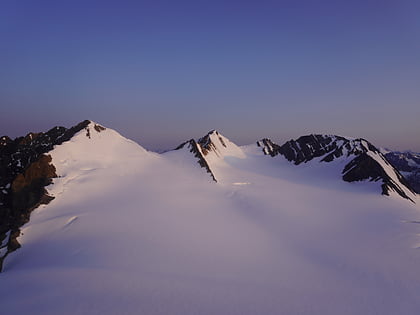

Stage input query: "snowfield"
[{"left": 1, "top": 122, "right": 420, "bottom": 315}]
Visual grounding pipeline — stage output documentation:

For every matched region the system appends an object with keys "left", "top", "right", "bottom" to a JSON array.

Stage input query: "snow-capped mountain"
[
  {"left": 175, "top": 130, "right": 245, "bottom": 182},
  {"left": 1, "top": 121, "right": 420, "bottom": 315},
  {"left": 256, "top": 135, "right": 416, "bottom": 202},
  {"left": 0, "top": 120, "right": 92, "bottom": 268},
  {"left": 175, "top": 132, "right": 416, "bottom": 202},
  {"left": 383, "top": 151, "right": 420, "bottom": 193},
  {"left": 0, "top": 120, "right": 150, "bottom": 269}
]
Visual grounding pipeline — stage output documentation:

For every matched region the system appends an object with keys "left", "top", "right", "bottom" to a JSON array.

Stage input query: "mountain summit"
[
  {"left": 257, "top": 134, "right": 416, "bottom": 202},
  {"left": 175, "top": 131, "right": 416, "bottom": 202},
  {"left": 175, "top": 130, "right": 245, "bottom": 182},
  {"left": 0, "top": 120, "right": 149, "bottom": 270}
]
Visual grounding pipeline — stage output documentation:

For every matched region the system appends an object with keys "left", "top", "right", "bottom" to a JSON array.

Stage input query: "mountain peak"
[
  {"left": 197, "top": 130, "right": 227, "bottom": 154},
  {"left": 257, "top": 134, "right": 416, "bottom": 202},
  {"left": 257, "top": 134, "right": 379, "bottom": 165},
  {"left": 197, "top": 130, "right": 245, "bottom": 159},
  {"left": 174, "top": 130, "right": 245, "bottom": 182},
  {"left": 0, "top": 120, "right": 94, "bottom": 270},
  {"left": 0, "top": 119, "right": 144, "bottom": 270},
  {"left": 80, "top": 120, "right": 106, "bottom": 139}
]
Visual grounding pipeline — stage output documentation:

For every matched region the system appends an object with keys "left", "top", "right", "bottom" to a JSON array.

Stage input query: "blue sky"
[{"left": 1, "top": 0, "right": 419, "bottom": 151}]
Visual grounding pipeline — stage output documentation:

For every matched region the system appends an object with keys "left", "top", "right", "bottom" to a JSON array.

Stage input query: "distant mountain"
[
  {"left": 383, "top": 151, "right": 420, "bottom": 193},
  {"left": 175, "top": 130, "right": 245, "bottom": 182},
  {"left": 257, "top": 135, "right": 416, "bottom": 202},
  {"left": 176, "top": 132, "right": 416, "bottom": 202}
]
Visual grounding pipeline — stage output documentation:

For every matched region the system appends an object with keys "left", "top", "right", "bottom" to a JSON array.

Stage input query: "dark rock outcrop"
[
  {"left": 256, "top": 138, "right": 281, "bottom": 157},
  {"left": 0, "top": 120, "right": 92, "bottom": 271},
  {"left": 175, "top": 139, "right": 217, "bottom": 182},
  {"left": 197, "top": 130, "right": 227, "bottom": 156},
  {"left": 259, "top": 134, "right": 377, "bottom": 165}
]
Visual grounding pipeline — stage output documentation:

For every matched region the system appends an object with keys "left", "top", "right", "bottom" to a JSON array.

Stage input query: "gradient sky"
[{"left": 1, "top": 0, "right": 419, "bottom": 151}]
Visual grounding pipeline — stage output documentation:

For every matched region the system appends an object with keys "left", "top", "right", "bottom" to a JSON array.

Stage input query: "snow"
[
  {"left": 194, "top": 131, "right": 247, "bottom": 181},
  {"left": 366, "top": 150, "right": 416, "bottom": 200},
  {"left": 1, "top": 123, "right": 420, "bottom": 315},
  {"left": 203, "top": 130, "right": 246, "bottom": 159}
]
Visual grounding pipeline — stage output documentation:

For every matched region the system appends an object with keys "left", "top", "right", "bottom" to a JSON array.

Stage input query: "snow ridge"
[
  {"left": 176, "top": 130, "right": 245, "bottom": 182},
  {"left": 0, "top": 120, "right": 151, "bottom": 271}
]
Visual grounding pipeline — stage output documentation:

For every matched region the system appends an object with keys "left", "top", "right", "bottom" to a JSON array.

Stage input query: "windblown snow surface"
[{"left": 1, "top": 124, "right": 420, "bottom": 315}]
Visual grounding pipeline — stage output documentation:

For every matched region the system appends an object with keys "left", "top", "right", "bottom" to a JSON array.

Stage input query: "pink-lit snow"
[{"left": 1, "top": 122, "right": 419, "bottom": 315}]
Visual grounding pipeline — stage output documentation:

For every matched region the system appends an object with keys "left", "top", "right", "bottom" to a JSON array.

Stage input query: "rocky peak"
[
  {"left": 257, "top": 134, "right": 416, "bottom": 202},
  {"left": 175, "top": 130, "right": 245, "bottom": 182},
  {"left": 175, "top": 139, "right": 216, "bottom": 182},
  {"left": 84, "top": 121, "right": 106, "bottom": 139},
  {"left": 257, "top": 138, "right": 281, "bottom": 157},
  {"left": 261, "top": 134, "right": 378, "bottom": 165},
  {"left": 197, "top": 130, "right": 228, "bottom": 156},
  {"left": 0, "top": 119, "right": 94, "bottom": 271}
]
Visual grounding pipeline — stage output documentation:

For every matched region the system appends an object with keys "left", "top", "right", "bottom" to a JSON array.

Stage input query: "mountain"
[
  {"left": 0, "top": 120, "right": 92, "bottom": 268},
  {"left": 0, "top": 120, "right": 150, "bottom": 269},
  {"left": 383, "top": 151, "right": 420, "bottom": 194},
  {"left": 256, "top": 135, "right": 416, "bottom": 202},
  {"left": 175, "top": 130, "right": 245, "bottom": 182},
  {"left": 176, "top": 132, "right": 416, "bottom": 202},
  {"left": 1, "top": 121, "right": 420, "bottom": 315}
]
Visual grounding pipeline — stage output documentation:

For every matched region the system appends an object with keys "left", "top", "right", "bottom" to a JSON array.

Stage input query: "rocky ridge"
[
  {"left": 175, "top": 139, "right": 217, "bottom": 182},
  {"left": 257, "top": 134, "right": 416, "bottom": 201},
  {"left": 0, "top": 120, "right": 105, "bottom": 271},
  {"left": 175, "top": 130, "right": 244, "bottom": 182}
]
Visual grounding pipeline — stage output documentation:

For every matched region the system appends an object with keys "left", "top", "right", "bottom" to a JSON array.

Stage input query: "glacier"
[{"left": 1, "top": 121, "right": 420, "bottom": 315}]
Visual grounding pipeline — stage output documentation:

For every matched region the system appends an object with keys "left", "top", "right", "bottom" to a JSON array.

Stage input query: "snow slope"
[{"left": 1, "top": 123, "right": 420, "bottom": 315}]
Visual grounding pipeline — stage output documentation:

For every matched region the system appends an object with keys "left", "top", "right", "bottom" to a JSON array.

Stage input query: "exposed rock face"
[
  {"left": 175, "top": 130, "right": 245, "bottom": 182},
  {"left": 384, "top": 151, "right": 420, "bottom": 194},
  {"left": 175, "top": 139, "right": 217, "bottom": 182},
  {"left": 257, "top": 135, "right": 416, "bottom": 202},
  {"left": 197, "top": 130, "right": 227, "bottom": 156},
  {"left": 175, "top": 130, "right": 226, "bottom": 182},
  {"left": 258, "top": 135, "right": 377, "bottom": 164},
  {"left": 256, "top": 138, "right": 281, "bottom": 157},
  {"left": 278, "top": 135, "right": 348, "bottom": 164},
  {"left": 94, "top": 124, "right": 106, "bottom": 133},
  {"left": 0, "top": 120, "right": 93, "bottom": 271}
]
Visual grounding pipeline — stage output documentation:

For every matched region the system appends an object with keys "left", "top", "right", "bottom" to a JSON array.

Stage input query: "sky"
[{"left": 1, "top": 0, "right": 419, "bottom": 151}]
